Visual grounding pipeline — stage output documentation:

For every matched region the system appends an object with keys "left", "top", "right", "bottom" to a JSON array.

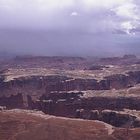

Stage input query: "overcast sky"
[{"left": 0, "top": 0, "right": 140, "bottom": 56}]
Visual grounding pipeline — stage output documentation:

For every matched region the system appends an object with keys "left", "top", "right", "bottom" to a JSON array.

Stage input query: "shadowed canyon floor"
[{"left": 1, "top": 55, "right": 140, "bottom": 139}]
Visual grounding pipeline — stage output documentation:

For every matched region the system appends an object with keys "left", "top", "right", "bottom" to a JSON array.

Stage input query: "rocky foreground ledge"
[{"left": 0, "top": 109, "right": 140, "bottom": 140}]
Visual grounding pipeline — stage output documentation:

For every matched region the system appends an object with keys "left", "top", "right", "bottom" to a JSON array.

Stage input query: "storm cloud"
[{"left": 0, "top": 0, "right": 140, "bottom": 56}]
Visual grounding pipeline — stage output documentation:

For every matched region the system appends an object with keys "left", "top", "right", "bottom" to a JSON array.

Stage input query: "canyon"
[{"left": 1, "top": 55, "right": 140, "bottom": 139}]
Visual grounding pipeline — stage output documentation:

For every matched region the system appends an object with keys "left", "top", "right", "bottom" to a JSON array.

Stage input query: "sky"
[{"left": 0, "top": 0, "right": 140, "bottom": 56}]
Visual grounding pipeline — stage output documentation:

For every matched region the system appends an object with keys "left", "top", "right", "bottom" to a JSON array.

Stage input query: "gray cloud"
[
  {"left": 0, "top": 0, "right": 139, "bottom": 32},
  {"left": 0, "top": 0, "right": 140, "bottom": 56}
]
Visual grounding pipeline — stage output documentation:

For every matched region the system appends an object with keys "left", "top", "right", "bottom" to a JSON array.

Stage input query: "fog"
[{"left": 0, "top": 0, "right": 140, "bottom": 56}]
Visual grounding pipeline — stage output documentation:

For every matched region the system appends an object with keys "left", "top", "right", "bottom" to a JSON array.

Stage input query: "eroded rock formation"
[
  {"left": 1, "top": 109, "right": 140, "bottom": 140},
  {"left": 0, "top": 70, "right": 140, "bottom": 116},
  {"left": 1, "top": 56, "right": 140, "bottom": 139},
  {"left": 0, "top": 93, "right": 24, "bottom": 109},
  {"left": 76, "top": 109, "right": 140, "bottom": 128}
]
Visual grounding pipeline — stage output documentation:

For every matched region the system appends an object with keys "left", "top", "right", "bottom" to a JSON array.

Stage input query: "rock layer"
[{"left": 1, "top": 109, "right": 140, "bottom": 140}]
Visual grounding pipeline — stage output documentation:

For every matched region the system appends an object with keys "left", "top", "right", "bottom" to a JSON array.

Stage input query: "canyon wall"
[
  {"left": 0, "top": 93, "right": 24, "bottom": 109},
  {"left": 0, "top": 71, "right": 140, "bottom": 118}
]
